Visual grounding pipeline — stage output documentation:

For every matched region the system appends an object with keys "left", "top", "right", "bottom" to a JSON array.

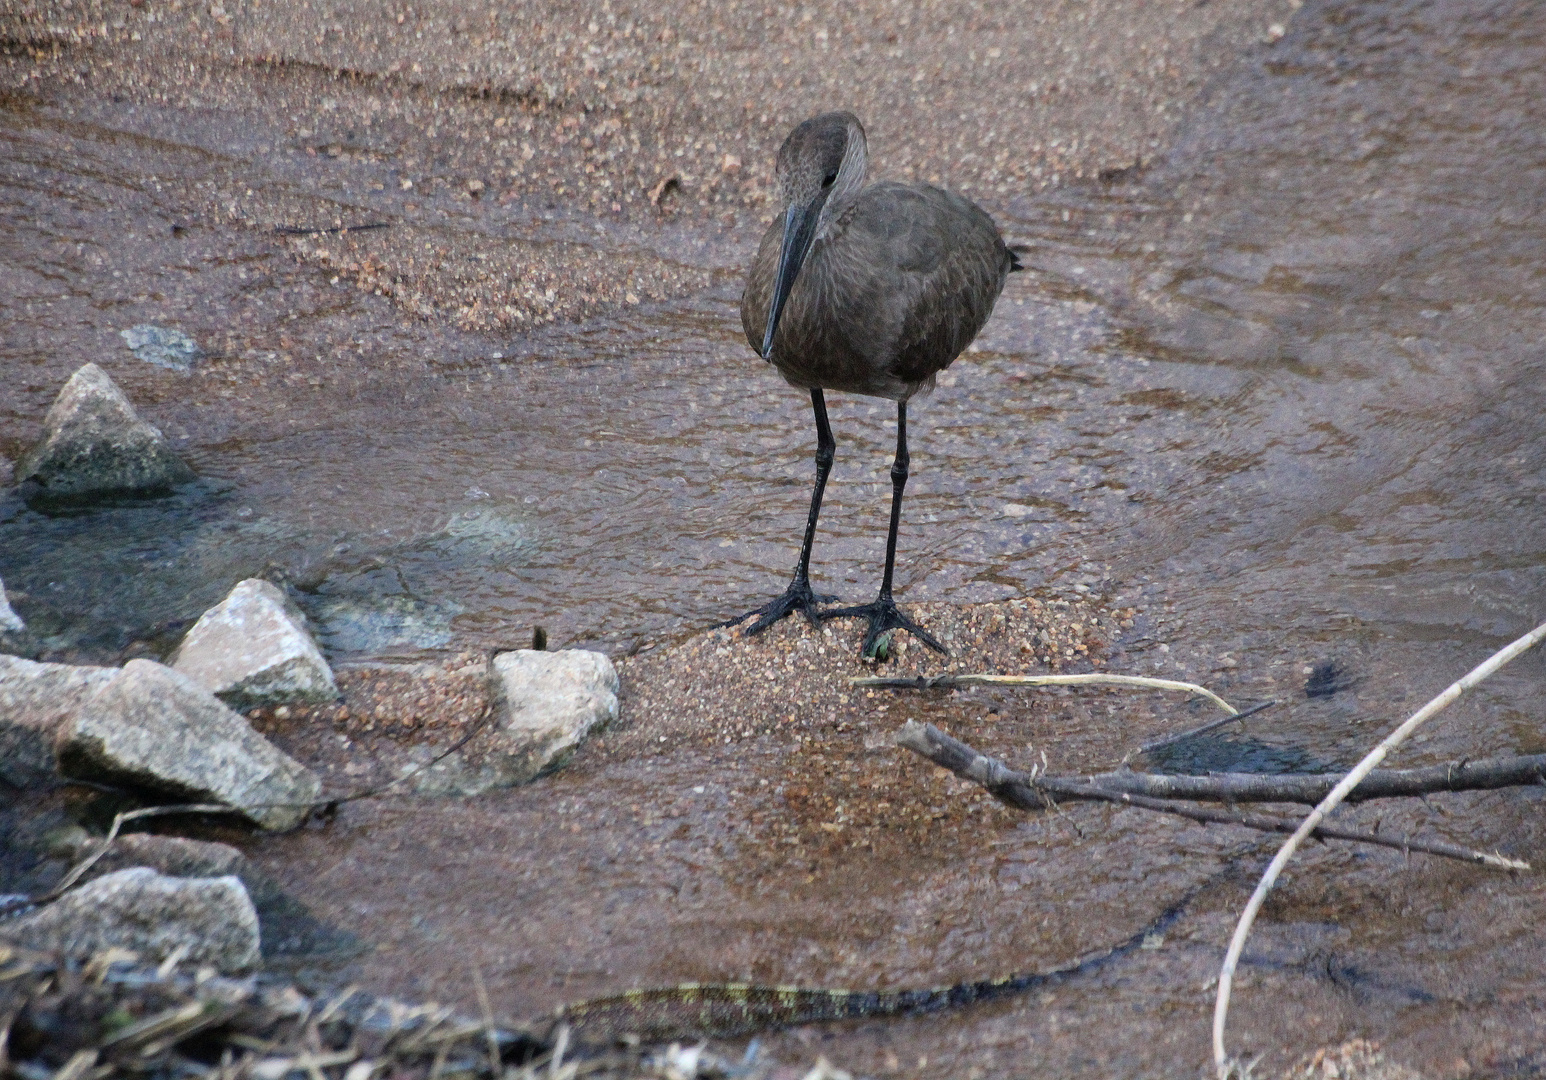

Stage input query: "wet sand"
[{"left": 3, "top": 0, "right": 1295, "bottom": 328}]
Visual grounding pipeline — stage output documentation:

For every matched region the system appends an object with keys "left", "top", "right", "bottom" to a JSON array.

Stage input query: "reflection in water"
[{"left": 1145, "top": 735, "right": 1326, "bottom": 777}]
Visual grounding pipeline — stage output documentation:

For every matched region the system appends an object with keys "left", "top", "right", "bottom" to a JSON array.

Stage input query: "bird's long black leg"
[
  {"left": 719, "top": 388, "right": 841, "bottom": 634},
  {"left": 819, "top": 401, "right": 946, "bottom": 659}
]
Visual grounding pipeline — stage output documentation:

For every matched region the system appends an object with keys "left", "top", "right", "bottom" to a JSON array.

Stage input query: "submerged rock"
[
  {"left": 0, "top": 577, "right": 23, "bottom": 634},
  {"left": 0, "top": 867, "right": 260, "bottom": 972},
  {"left": 120, "top": 324, "right": 204, "bottom": 373},
  {"left": 409, "top": 649, "right": 618, "bottom": 796},
  {"left": 63, "top": 834, "right": 252, "bottom": 886},
  {"left": 172, "top": 579, "right": 337, "bottom": 709},
  {"left": 16, "top": 363, "right": 195, "bottom": 506},
  {"left": 60, "top": 660, "right": 321, "bottom": 831},
  {"left": 0, "top": 655, "right": 116, "bottom": 788}
]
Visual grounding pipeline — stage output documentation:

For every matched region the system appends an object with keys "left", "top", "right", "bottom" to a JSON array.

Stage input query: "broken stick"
[{"left": 894, "top": 721, "right": 1528, "bottom": 871}]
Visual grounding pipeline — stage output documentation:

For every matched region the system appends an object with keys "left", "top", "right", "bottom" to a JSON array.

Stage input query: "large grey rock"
[
  {"left": 172, "top": 579, "right": 337, "bottom": 708},
  {"left": 0, "top": 576, "right": 23, "bottom": 634},
  {"left": 409, "top": 649, "right": 618, "bottom": 796},
  {"left": 0, "top": 655, "right": 116, "bottom": 788},
  {"left": 60, "top": 660, "right": 321, "bottom": 831},
  {"left": 16, "top": 362, "right": 195, "bottom": 505},
  {"left": 0, "top": 867, "right": 259, "bottom": 972}
]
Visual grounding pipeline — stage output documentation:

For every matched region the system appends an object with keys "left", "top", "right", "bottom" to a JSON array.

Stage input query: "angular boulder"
[
  {"left": 409, "top": 649, "right": 618, "bottom": 796},
  {"left": 60, "top": 660, "right": 321, "bottom": 831},
  {"left": 16, "top": 362, "right": 195, "bottom": 505},
  {"left": 172, "top": 578, "right": 338, "bottom": 708},
  {"left": 0, "top": 867, "right": 260, "bottom": 972},
  {"left": 0, "top": 655, "right": 116, "bottom": 788}
]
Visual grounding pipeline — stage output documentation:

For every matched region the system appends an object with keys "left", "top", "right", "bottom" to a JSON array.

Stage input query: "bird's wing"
[{"left": 840, "top": 183, "right": 1013, "bottom": 387}]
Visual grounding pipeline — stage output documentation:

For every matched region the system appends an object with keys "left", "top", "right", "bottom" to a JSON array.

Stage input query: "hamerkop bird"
[{"left": 728, "top": 111, "right": 1020, "bottom": 659}]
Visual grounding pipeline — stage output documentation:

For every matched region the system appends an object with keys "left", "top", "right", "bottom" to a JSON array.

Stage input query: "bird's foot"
[
  {"left": 818, "top": 596, "right": 947, "bottom": 660},
  {"left": 717, "top": 578, "right": 840, "bottom": 636}
]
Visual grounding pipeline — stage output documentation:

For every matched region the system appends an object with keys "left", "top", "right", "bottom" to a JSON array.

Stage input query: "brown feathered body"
[{"left": 742, "top": 178, "right": 1016, "bottom": 402}]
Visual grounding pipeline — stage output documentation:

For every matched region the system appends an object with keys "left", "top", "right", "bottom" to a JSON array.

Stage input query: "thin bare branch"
[
  {"left": 894, "top": 721, "right": 1528, "bottom": 870},
  {"left": 1137, "top": 700, "right": 1278, "bottom": 754},
  {"left": 1212, "top": 618, "right": 1546, "bottom": 1076},
  {"left": 1082, "top": 752, "right": 1546, "bottom": 805},
  {"left": 894, "top": 720, "right": 1546, "bottom": 807}
]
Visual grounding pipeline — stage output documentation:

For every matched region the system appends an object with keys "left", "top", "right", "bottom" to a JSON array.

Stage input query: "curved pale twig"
[{"left": 1212, "top": 620, "right": 1546, "bottom": 1076}]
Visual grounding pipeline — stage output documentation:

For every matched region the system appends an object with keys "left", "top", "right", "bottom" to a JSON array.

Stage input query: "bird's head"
[
  {"left": 761, "top": 111, "right": 868, "bottom": 358},
  {"left": 775, "top": 111, "right": 868, "bottom": 212}
]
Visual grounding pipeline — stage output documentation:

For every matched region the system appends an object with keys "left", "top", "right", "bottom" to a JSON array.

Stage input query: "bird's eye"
[{"left": 822, "top": 172, "right": 837, "bottom": 188}]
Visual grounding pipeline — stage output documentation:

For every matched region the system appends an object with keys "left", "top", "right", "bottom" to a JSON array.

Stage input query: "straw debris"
[{"left": 0, "top": 945, "right": 782, "bottom": 1080}]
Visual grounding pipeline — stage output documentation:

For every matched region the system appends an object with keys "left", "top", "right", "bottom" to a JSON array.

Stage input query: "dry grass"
[{"left": 0, "top": 944, "right": 816, "bottom": 1080}]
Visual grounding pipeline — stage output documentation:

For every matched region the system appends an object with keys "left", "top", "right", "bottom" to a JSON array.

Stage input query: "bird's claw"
[
  {"left": 717, "top": 578, "right": 840, "bottom": 636},
  {"left": 818, "top": 596, "right": 947, "bottom": 660}
]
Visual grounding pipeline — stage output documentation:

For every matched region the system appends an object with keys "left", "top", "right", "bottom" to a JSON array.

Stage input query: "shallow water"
[{"left": 6, "top": 0, "right": 1546, "bottom": 1073}]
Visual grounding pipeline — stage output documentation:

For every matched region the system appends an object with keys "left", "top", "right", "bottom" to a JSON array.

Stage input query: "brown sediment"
[
  {"left": 1, "top": 0, "right": 1296, "bottom": 328},
  {"left": 612, "top": 595, "right": 1120, "bottom": 749}
]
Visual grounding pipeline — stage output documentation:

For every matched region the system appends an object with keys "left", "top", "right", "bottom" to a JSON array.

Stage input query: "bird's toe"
[
  {"left": 718, "top": 578, "right": 837, "bottom": 635},
  {"left": 819, "top": 597, "right": 947, "bottom": 660}
]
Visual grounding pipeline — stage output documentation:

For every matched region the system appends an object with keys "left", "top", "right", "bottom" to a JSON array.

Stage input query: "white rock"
[
  {"left": 0, "top": 867, "right": 260, "bottom": 972},
  {"left": 0, "top": 576, "right": 23, "bottom": 633},
  {"left": 410, "top": 649, "right": 618, "bottom": 796},
  {"left": 16, "top": 362, "right": 195, "bottom": 505},
  {"left": 0, "top": 655, "right": 116, "bottom": 788},
  {"left": 172, "top": 579, "right": 337, "bottom": 708},
  {"left": 61, "top": 659, "right": 321, "bottom": 831}
]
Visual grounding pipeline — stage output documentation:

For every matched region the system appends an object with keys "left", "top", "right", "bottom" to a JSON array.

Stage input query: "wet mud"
[{"left": 6, "top": 0, "right": 1546, "bottom": 1075}]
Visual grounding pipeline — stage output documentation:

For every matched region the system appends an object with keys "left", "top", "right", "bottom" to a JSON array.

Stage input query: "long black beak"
[{"left": 761, "top": 193, "right": 827, "bottom": 359}]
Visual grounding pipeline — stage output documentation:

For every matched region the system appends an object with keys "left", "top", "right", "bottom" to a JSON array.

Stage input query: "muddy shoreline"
[{"left": 8, "top": 0, "right": 1546, "bottom": 1075}]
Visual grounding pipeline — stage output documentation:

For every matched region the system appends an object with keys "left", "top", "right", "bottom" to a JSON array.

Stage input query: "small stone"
[
  {"left": 172, "top": 579, "right": 338, "bottom": 709},
  {"left": 0, "top": 576, "right": 23, "bottom": 634},
  {"left": 0, "top": 867, "right": 260, "bottom": 972},
  {"left": 120, "top": 324, "right": 205, "bottom": 373},
  {"left": 720, "top": 153, "right": 742, "bottom": 175},
  {"left": 16, "top": 363, "right": 195, "bottom": 506},
  {"left": 410, "top": 649, "right": 618, "bottom": 796},
  {"left": 0, "top": 655, "right": 117, "bottom": 788},
  {"left": 60, "top": 659, "right": 322, "bottom": 831}
]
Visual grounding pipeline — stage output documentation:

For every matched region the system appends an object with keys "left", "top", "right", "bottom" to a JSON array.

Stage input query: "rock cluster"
[
  {"left": 15, "top": 363, "right": 195, "bottom": 506},
  {"left": 65, "top": 659, "right": 322, "bottom": 831},
  {"left": 1, "top": 365, "right": 627, "bottom": 991},
  {"left": 0, "top": 654, "right": 319, "bottom": 830}
]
